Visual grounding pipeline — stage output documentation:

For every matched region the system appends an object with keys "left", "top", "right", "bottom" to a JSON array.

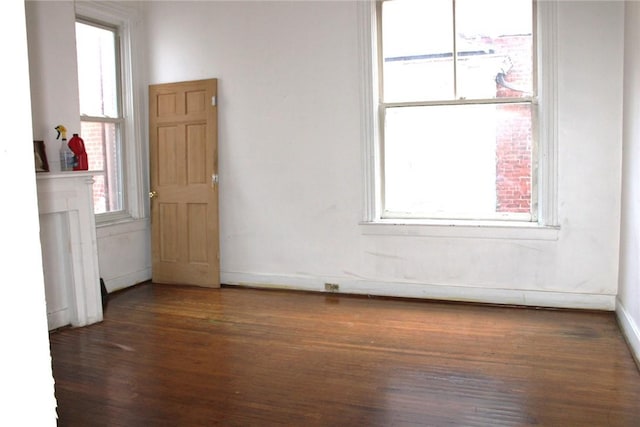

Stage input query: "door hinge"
[
  {"left": 211, "top": 96, "right": 217, "bottom": 106},
  {"left": 211, "top": 173, "right": 219, "bottom": 186}
]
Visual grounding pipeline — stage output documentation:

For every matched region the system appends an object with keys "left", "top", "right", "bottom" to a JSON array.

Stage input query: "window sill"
[
  {"left": 95, "top": 211, "right": 146, "bottom": 228},
  {"left": 359, "top": 219, "right": 560, "bottom": 241}
]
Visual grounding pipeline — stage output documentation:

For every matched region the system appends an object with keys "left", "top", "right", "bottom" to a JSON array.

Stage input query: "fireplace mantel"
[{"left": 37, "top": 172, "right": 103, "bottom": 329}]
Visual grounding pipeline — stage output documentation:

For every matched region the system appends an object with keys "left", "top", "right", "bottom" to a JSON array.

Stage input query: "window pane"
[
  {"left": 455, "top": 0, "right": 533, "bottom": 99},
  {"left": 76, "top": 22, "right": 119, "bottom": 117},
  {"left": 384, "top": 104, "right": 532, "bottom": 219},
  {"left": 381, "top": 0, "right": 454, "bottom": 102},
  {"left": 91, "top": 174, "right": 108, "bottom": 215},
  {"left": 80, "top": 121, "right": 123, "bottom": 214}
]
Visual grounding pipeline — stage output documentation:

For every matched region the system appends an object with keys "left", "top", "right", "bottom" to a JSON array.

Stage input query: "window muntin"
[
  {"left": 75, "top": 20, "right": 124, "bottom": 214},
  {"left": 378, "top": 0, "right": 535, "bottom": 221}
]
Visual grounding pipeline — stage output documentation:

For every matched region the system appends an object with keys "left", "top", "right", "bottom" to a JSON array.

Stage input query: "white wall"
[
  {"left": 26, "top": 1, "right": 151, "bottom": 294},
  {"left": 25, "top": 1, "right": 80, "bottom": 171},
  {"left": 617, "top": 0, "right": 640, "bottom": 364},
  {"left": 23, "top": 0, "right": 626, "bottom": 311},
  {"left": 0, "top": 1, "right": 56, "bottom": 424},
  {"left": 96, "top": 219, "right": 150, "bottom": 292},
  {"left": 144, "top": 0, "right": 624, "bottom": 310}
]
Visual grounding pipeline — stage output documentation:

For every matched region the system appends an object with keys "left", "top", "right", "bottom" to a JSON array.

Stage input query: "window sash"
[
  {"left": 379, "top": 103, "right": 535, "bottom": 222},
  {"left": 377, "top": 0, "right": 536, "bottom": 105},
  {"left": 80, "top": 118, "right": 124, "bottom": 214},
  {"left": 76, "top": 18, "right": 123, "bottom": 119}
]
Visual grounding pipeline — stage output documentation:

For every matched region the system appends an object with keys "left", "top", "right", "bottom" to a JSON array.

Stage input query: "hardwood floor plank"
[{"left": 49, "top": 283, "right": 640, "bottom": 426}]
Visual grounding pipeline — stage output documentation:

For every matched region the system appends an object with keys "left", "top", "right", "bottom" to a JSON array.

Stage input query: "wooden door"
[{"left": 149, "top": 79, "right": 219, "bottom": 287}]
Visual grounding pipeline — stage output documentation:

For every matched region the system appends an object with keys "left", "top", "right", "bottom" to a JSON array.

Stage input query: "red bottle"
[{"left": 68, "top": 133, "right": 88, "bottom": 171}]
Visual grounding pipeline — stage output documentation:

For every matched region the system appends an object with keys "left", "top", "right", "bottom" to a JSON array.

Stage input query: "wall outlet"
[{"left": 324, "top": 283, "right": 339, "bottom": 292}]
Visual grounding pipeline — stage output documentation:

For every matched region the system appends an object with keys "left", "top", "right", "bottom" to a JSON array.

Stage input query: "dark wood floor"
[{"left": 49, "top": 283, "right": 640, "bottom": 426}]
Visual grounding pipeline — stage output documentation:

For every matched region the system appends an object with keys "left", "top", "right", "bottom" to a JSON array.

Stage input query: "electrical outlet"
[{"left": 324, "top": 283, "right": 339, "bottom": 292}]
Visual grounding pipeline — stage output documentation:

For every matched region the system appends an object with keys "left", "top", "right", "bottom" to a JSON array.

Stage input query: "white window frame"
[
  {"left": 75, "top": 1, "right": 146, "bottom": 225},
  {"left": 358, "top": 0, "right": 558, "bottom": 238}
]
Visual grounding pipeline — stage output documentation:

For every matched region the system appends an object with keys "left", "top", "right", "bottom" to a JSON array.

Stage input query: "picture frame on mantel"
[{"left": 34, "top": 140, "right": 49, "bottom": 173}]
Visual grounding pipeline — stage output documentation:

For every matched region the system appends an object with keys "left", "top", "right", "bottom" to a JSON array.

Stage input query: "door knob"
[{"left": 149, "top": 190, "right": 158, "bottom": 199}]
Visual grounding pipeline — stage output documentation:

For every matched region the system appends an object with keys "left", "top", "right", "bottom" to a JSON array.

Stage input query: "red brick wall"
[
  {"left": 80, "top": 122, "right": 109, "bottom": 213},
  {"left": 495, "top": 103, "right": 532, "bottom": 213},
  {"left": 494, "top": 35, "right": 532, "bottom": 213}
]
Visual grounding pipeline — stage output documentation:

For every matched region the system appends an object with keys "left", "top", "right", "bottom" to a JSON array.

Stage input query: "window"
[
  {"left": 74, "top": 1, "right": 145, "bottom": 224},
  {"left": 75, "top": 19, "right": 123, "bottom": 215},
  {"left": 374, "top": 0, "right": 543, "bottom": 222}
]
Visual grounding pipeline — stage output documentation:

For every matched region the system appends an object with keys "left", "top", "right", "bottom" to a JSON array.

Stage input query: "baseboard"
[
  {"left": 103, "top": 268, "right": 151, "bottom": 293},
  {"left": 616, "top": 299, "right": 640, "bottom": 368},
  {"left": 221, "top": 272, "right": 616, "bottom": 310},
  {"left": 47, "top": 307, "right": 70, "bottom": 331}
]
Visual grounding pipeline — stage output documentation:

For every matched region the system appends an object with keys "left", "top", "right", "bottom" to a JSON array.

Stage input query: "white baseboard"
[
  {"left": 221, "top": 272, "right": 616, "bottom": 310},
  {"left": 47, "top": 307, "right": 70, "bottom": 331},
  {"left": 616, "top": 300, "right": 640, "bottom": 367},
  {"left": 103, "top": 268, "right": 151, "bottom": 293}
]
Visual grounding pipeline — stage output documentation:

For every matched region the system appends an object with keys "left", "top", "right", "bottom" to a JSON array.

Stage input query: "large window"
[
  {"left": 377, "top": 0, "right": 536, "bottom": 221},
  {"left": 75, "top": 19, "right": 124, "bottom": 215}
]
